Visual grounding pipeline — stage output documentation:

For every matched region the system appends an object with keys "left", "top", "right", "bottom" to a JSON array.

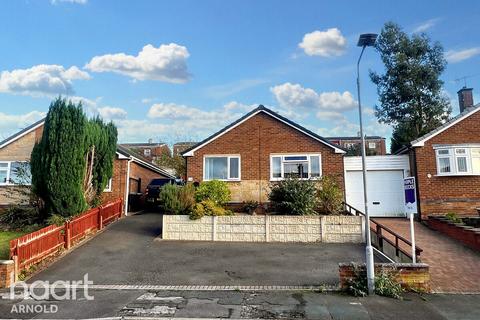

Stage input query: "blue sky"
[{"left": 1, "top": 0, "right": 480, "bottom": 149}]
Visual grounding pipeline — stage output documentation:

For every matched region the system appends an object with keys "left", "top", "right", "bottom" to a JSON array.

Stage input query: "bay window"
[
  {"left": 204, "top": 155, "right": 241, "bottom": 181},
  {"left": 0, "top": 161, "right": 31, "bottom": 185},
  {"left": 435, "top": 146, "right": 480, "bottom": 175},
  {"left": 270, "top": 154, "right": 321, "bottom": 180}
]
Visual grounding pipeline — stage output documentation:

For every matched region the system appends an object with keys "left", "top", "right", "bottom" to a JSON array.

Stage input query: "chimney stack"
[{"left": 457, "top": 87, "right": 474, "bottom": 113}]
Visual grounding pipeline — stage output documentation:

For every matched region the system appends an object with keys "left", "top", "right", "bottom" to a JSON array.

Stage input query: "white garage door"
[{"left": 345, "top": 170, "right": 406, "bottom": 217}]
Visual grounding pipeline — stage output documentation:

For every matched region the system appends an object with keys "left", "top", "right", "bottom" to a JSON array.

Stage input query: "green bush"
[
  {"left": 195, "top": 180, "right": 231, "bottom": 205},
  {"left": 446, "top": 212, "right": 462, "bottom": 223},
  {"left": 375, "top": 271, "right": 404, "bottom": 299},
  {"left": 46, "top": 214, "right": 68, "bottom": 227},
  {"left": 268, "top": 178, "right": 318, "bottom": 215},
  {"left": 189, "top": 200, "right": 233, "bottom": 220},
  {"left": 317, "top": 175, "right": 343, "bottom": 214},
  {"left": 345, "top": 265, "right": 404, "bottom": 299},
  {"left": 0, "top": 206, "right": 42, "bottom": 230},
  {"left": 159, "top": 183, "right": 196, "bottom": 215},
  {"left": 159, "top": 184, "right": 181, "bottom": 214}
]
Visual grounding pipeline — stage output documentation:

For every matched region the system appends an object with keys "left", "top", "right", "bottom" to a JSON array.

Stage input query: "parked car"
[{"left": 145, "top": 178, "right": 183, "bottom": 206}]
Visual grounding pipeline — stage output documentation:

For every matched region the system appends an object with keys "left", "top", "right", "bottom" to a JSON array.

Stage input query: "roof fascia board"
[{"left": 411, "top": 107, "right": 480, "bottom": 147}]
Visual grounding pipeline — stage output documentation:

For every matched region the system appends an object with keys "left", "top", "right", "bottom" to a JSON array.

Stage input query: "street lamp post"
[{"left": 356, "top": 33, "right": 378, "bottom": 295}]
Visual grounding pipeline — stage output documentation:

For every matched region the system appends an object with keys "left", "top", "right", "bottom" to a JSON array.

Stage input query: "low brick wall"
[
  {"left": 162, "top": 215, "right": 364, "bottom": 243},
  {"left": 0, "top": 260, "right": 15, "bottom": 288},
  {"left": 339, "top": 262, "right": 430, "bottom": 292},
  {"left": 427, "top": 216, "right": 480, "bottom": 252}
]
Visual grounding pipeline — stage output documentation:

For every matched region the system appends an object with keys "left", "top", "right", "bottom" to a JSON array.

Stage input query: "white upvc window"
[
  {"left": 435, "top": 146, "right": 480, "bottom": 176},
  {"left": 270, "top": 154, "right": 321, "bottom": 181},
  {"left": 368, "top": 142, "right": 376, "bottom": 149},
  {"left": 0, "top": 161, "right": 31, "bottom": 185},
  {"left": 203, "top": 155, "right": 241, "bottom": 181},
  {"left": 104, "top": 178, "right": 113, "bottom": 192},
  {"left": 144, "top": 149, "right": 151, "bottom": 157}
]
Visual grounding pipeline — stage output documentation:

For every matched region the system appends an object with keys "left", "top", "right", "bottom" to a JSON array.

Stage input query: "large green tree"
[
  {"left": 31, "top": 98, "right": 117, "bottom": 218},
  {"left": 370, "top": 22, "right": 451, "bottom": 153},
  {"left": 31, "top": 98, "right": 88, "bottom": 218}
]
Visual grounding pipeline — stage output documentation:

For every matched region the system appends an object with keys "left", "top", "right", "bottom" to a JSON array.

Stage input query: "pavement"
[
  {"left": 375, "top": 218, "right": 480, "bottom": 293},
  {"left": 0, "top": 289, "right": 479, "bottom": 319},
  {"left": 28, "top": 212, "right": 373, "bottom": 287}
]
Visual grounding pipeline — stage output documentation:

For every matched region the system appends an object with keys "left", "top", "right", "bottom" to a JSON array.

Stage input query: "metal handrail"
[{"left": 342, "top": 202, "right": 423, "bottom": 260}]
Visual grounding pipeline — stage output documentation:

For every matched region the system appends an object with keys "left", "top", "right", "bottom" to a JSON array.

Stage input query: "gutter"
[{"left": 124, "top": 158, "right": 133, "bottom": 215}]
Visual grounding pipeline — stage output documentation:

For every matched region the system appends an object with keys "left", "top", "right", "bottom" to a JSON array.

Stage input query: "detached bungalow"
[
  {"left": 182, "top": 105, "right": 346, "bottom": 203},
  {"left": 0, "top": 120, "right": 174, "bottom": 214},
  {"left": 399, "top": 88, "right": 480, "bottom": 219}
]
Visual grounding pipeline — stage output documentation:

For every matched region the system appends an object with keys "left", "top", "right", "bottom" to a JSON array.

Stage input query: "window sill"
[
  {"left": 435, "top": 173, "right": 480, "bottom": 177},
  {"left": 270, "top": 177, "right": 321, "bottom": 182}
]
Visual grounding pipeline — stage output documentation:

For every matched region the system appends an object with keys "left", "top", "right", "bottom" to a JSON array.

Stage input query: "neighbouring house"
[
  {"left": 326, "top": 136, "right": 387, "bottom": 155},
  {"left": 0, "top": 120, "right": 174, "bottom": 214},
  {"left": 398, "top": 87, "right": 480, "bottom": 219},
  {"left": 173, "top": 142, "right": 197, "bottom": 156},
  {"left": 182, "top": 105, "right": 346, "bottom": 203},
  {"left": 120, "top": 140, "right": 171, "bottom": 163}
]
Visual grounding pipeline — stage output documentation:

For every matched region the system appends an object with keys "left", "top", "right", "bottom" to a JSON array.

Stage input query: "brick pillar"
[{"left": 0, "top": 260, "right": 15, "bottom": 288}]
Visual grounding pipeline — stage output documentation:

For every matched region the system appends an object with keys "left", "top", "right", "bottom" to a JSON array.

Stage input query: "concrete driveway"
[{"left": 29, "top": 212, "right": 370, "bottom": 286}]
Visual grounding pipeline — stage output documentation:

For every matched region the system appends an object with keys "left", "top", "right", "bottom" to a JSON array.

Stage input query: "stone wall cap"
[{"left": 0, "top": 260, "right": 14, "bottom": 265}]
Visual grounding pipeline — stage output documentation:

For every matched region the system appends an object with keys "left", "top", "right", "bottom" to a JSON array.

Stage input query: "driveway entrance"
[
  {"left": 375, "top": 218, "right": 480, "bottom": 293},
  {"left": 29, "top": 212, "right": 371, "bottom": 287}
]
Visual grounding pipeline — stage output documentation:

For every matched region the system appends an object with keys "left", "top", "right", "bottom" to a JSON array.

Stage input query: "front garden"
[{"left": 158, "top": 175, "right": 346, "bottom": 219}]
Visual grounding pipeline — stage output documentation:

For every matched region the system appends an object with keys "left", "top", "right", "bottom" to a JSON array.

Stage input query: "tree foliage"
[
  {"left": 369, "top": 22, "right": 451, "bottom": 153},
  {"left": 31, "top": 97, "right": 117, "bottom": 218}
]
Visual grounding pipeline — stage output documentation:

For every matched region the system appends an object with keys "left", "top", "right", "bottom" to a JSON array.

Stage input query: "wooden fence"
[{"left": 9, "top": 198, "right": 123, "bottom": 273}]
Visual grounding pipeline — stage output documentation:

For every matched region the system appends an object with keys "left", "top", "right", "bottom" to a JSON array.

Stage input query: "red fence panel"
[
  {"left": 9, "top": 198, "right": 123, "bottom": 273},
  {"left": 101, "top": 198, "right": 122, "bottom": 225},
  {"left": 70, "top": 207, "right": 99, "bottom": 243},
  {"left": 10, "top": 224, "right": 65, "bottom": 270}
]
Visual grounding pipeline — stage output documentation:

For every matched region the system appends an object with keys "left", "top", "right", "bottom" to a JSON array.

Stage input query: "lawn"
[{"left": 0, "top": 231, "right": 26, "bottom": 260}]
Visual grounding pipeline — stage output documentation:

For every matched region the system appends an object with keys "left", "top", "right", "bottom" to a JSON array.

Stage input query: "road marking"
[{"left": 6, "top": 283, "right": 338, "bottom": 292}]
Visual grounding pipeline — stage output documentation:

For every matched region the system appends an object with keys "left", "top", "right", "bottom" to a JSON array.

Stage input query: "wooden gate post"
[
  {"left": 65, "top": 222, "right": 71, "bottom": 250},
  {"left": 98, "top": 206, "right": 103, "bottom": 230}
]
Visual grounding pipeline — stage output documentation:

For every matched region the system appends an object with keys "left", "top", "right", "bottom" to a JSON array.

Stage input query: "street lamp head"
[{"left": 357, "top": 33, "right": 378, "bottom": 47}]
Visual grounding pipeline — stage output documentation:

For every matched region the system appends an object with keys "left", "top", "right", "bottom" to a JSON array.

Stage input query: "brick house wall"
[
  {"left": 328, "top": 137, "right": 387, "bottom": 155},
  {"left": 186, "top": 112, "right": 345, "bottom": 202},
  {"left": 412, "top": 109, "right": 480, "bottom": 218},
  {"left": 101, "top": 158, "right": 128, "bottom": 205},
  {"left": 0, "top": 126, "right": 43, "bottom": 205}
]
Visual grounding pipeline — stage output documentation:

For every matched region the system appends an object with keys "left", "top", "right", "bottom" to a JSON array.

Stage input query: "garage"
[{"left": 344, "top": 155, "right": 411, "bottom": 217}]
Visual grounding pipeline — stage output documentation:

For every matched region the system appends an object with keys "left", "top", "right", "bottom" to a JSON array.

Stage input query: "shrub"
[
  {"left": 0, "top": 206, "right": 42, "bottom": 230},
  {"left": 159, "top": 184, "right": 196, "bottom": 215},
  {"left": 190, "top": 200, "right": 233, "bottom": 220},
  {"left": 345, "top": 265, "right": 404, "bottom": 299},
  {"left": 445, "top": 212, "right": 462, "bottom": 223},
  {"left": 375, "top": 271, "right": 404, "bottom": 299},
  {"left": 195, "top": 180, "right": 231, "bottom": 205},
  {"left": 268, "top": 178, "right": 318, "bottom": 215},
  {"left": 242, "top": 200, "right": 259, "bottom": 214},
  {"left": 317, "top": 175, "right": 343, "bottom": 214},
  {"left": 46, "top": 214, "right": 68, "bottom": 227}
]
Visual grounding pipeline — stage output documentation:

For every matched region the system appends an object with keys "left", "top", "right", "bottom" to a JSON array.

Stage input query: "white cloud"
[
  {"left": 0, "top": 111, "right": 46, "bottom": 140},
  {"left": 299, "top": 28, "right": 347, "bottom": 57},
  {"left": 97, "top": 106, "right": 127, "bottom": 120},
  {"left": 51, "top": 0, "right": 87, "bottom": 4},
  {"left": 413, "top": 18, "right": 440, "bottom": 33},
  {"left": 0, "top": 65, "right": 90, "bottom": 97},
  {"left": 446, "top": 47, "right": 480, "bottom": 63},
  {"left": 85, "top": 43, "right": 190, "bottom": 83},
  {"left": 271, "top": 82, "right": 357, "bottom": 112}
]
